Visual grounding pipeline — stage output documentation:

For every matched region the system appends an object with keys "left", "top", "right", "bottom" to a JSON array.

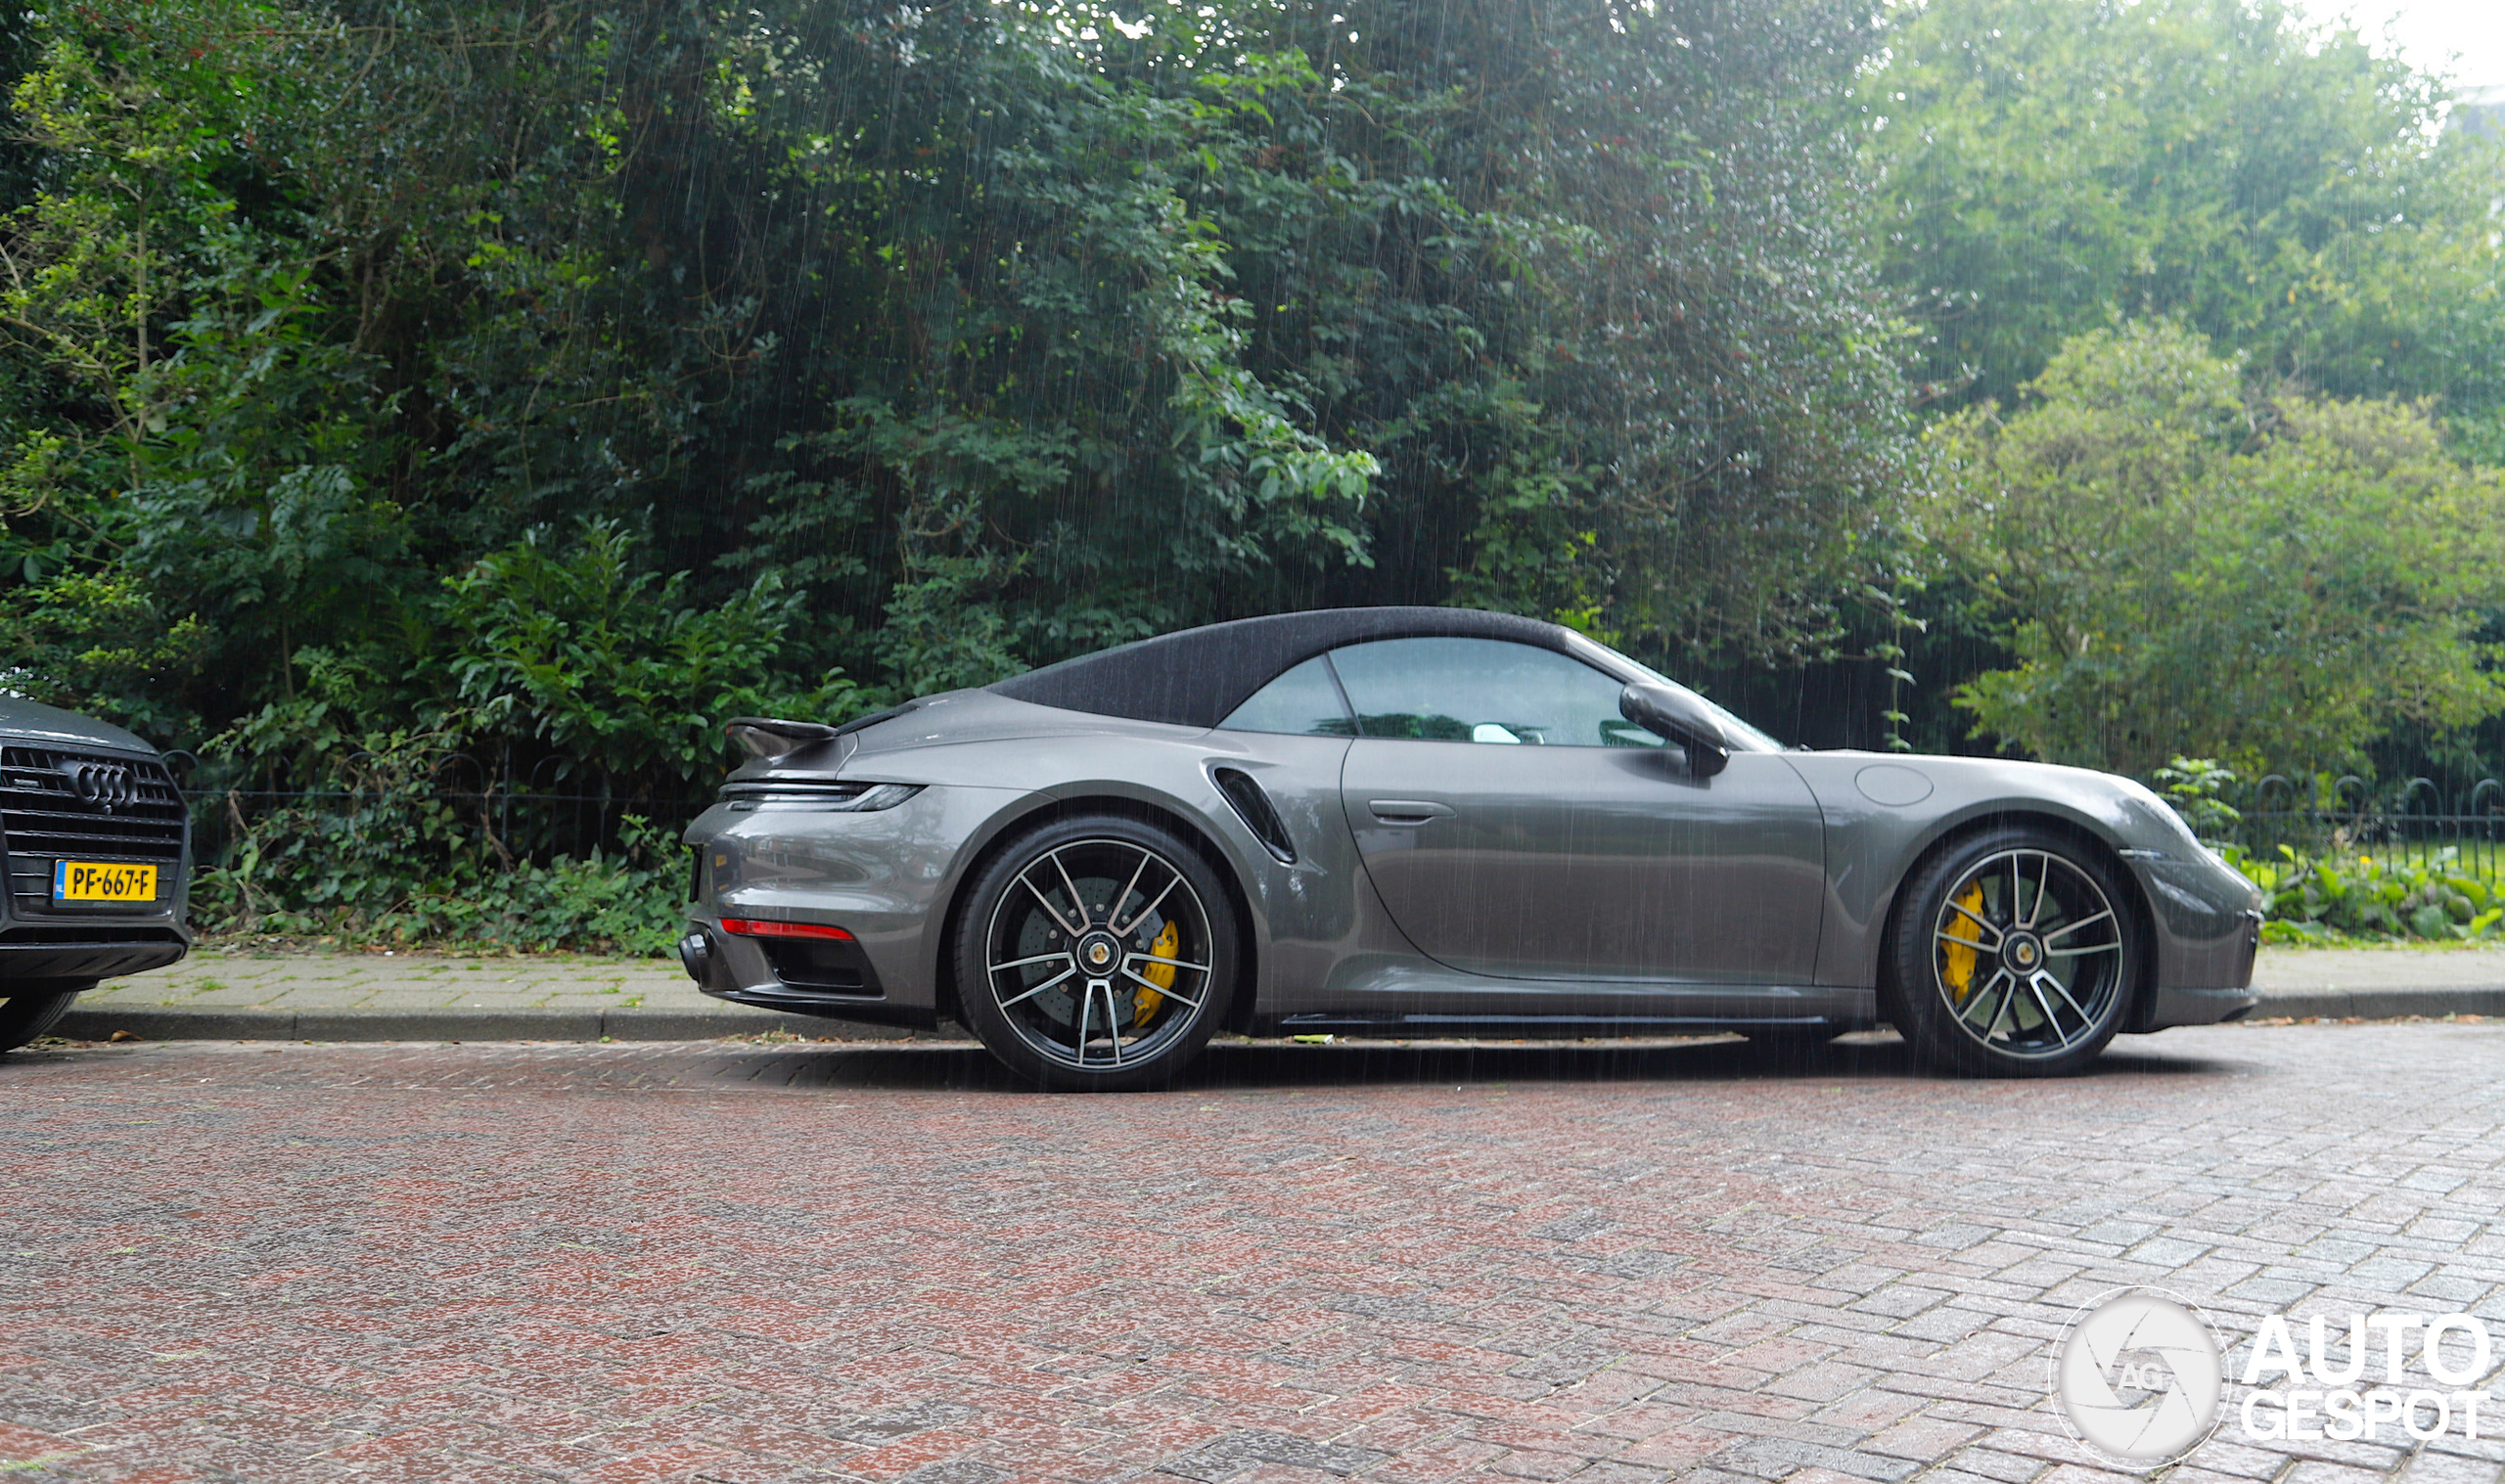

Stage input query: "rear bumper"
[
  {"left": 680, "top": 919, "right": 940, "bottom": 1030},
  {"left": 700, "top": 981, "right": 940, "bottom": 1030}
]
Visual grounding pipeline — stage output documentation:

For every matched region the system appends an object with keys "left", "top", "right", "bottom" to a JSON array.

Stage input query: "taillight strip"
[{"left": 718, "top": 918, "right": 855, "bottom": 941}]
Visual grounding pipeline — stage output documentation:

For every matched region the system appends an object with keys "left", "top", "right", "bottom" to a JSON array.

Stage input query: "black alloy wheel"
[
  {"left": 1884, "top": 827, "right": 2139, "bottom": 1076},
  {"left": 953, "top": 815, "right": 1236, "bottom": 1092}
]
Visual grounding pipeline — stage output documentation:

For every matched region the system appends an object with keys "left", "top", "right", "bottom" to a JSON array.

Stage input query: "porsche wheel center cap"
[
  {"left": 2003, "top": 932, "right": 2045, "bottom": 972},
  {"left": 1078, "top": 933, "right": 1119, "bottom": 970}
]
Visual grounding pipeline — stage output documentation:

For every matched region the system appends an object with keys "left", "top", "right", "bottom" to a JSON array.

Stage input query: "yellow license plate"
[{"left": 52, "top": 861, "right": 159, "bottom": 903}]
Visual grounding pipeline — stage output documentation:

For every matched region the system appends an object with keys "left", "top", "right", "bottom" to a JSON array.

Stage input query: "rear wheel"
[
  {"left": 953, "top": 816, "right": 1236, "bottom": 1092},
  {"left": 0, "top": 982, "right": 89, "bottom": 1053},
  {"left": 1884, "top": 828, "right": 2138, "bottom": 1077}
]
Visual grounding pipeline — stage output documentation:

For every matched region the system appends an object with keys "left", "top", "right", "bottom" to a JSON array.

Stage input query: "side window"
[
  {"left": 1217, "top": 655, "right": 1357, "bottom": 736},
  {"left": 1327, "top": 638, "right": 1661, "bottom": 746}
]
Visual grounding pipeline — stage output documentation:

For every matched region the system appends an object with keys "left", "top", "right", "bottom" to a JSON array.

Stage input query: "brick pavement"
[{"left": 2, "top": 1024, "right": 2501, "bottom": 1484}]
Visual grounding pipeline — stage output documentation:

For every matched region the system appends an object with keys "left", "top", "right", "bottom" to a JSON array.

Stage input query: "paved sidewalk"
[
  {"left": 2248, "top": 945, "right": 2505, "bottom": 1016},
  {"left": 41, "top": 942, "right": 2505, "bottom": 1043},
  {"left": 54, "top": 948, "right": 888, "bottom": 1044}
]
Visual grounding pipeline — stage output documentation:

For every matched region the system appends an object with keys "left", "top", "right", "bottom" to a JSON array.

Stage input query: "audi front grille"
[{"left": 0, "top": 746, "right": 188, "bottom": 910}]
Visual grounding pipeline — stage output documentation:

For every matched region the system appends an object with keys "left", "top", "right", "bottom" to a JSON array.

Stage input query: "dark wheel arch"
[
  {"left": 935, "top": 793, "right": 1260, "bottom": 1035},
  {"left": 0, "top": 982, "right": 89, "bottom": 1053}
]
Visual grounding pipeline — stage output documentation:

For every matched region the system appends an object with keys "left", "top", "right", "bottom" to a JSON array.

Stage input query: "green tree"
[
  {"left": 1935, "top": 321, "right": 2505, "bottom": 774},
  {"left": 0, "top": 3, "right": 403, "bottom": 732},
  {"left": 2, "top": 0, "right": 1917, "bottom": 761},
  {"left": 1864, "top": 0, "right": 2505, "bottom": 414}
]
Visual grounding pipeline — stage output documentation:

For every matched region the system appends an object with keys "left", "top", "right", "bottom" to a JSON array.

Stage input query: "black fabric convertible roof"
[{"left": 988, "top": 607, "right": 1572, "bottom": 729}]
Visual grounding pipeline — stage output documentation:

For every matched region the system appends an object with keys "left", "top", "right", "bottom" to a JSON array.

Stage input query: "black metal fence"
[
  {"left": 2230, "top": 774, "right": 2505, "bottom": 873},
  {"left": 159, "top": 750, "right": 702, "bottom": 870},
  {"left": 151, "top": 752, "right": 2505, "bottom": 882}
]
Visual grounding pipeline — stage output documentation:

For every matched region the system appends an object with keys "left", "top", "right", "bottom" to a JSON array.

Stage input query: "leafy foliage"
[
  {"left": 2154, "top": 756, "right": 2242, "bottom": 843},
  {"left": 435, "top": 521, "right": 863, "bottom": 791},
  {"left": 2234, "top": 845, "right": 2505, "bottom": 944},
  {"left": 191, "top": 722, "right": 686, "bottom": 954},
  {"left": 4, "top": 0, "right": 1914, "bottom": 747},
  {"left": 1932, "top": 322, "right": 2505, "bottom": 775},
  {"left": 9, "top": 0, "right": 2505, "bottom": 951},
  {"left": 1864, "top": 0, "right": 2505, "bottom": 412},
  {"left": 0, "top": 0, "right": 1925, "bottom": 943}
]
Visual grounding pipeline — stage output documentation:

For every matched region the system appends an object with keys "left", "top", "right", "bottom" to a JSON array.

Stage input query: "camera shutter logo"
[{"left": 2052, "top": 1287, "right": 2225, "bottom": 1464}]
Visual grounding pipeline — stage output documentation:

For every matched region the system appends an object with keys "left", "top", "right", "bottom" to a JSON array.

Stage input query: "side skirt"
[{"left": 1258, "top": 1012, "right": 1867, "bottom": 1040}]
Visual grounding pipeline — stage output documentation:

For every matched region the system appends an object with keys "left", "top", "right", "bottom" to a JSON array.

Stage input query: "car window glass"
[
  {"left": 1216, "top": 655, "right": 1357, "bottom": 736},
  {"left": 1326, "top": 638, "right": 1662, "bottom": 746}
]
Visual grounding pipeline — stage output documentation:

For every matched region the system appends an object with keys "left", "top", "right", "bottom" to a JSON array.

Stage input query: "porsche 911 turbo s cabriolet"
[{"left": 678, "top": 607, "right": 2261, "bottom": 1089}]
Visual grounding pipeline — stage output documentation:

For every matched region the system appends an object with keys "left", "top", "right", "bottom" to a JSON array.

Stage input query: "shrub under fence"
[
  {"left": 2209, "top": 773, "right": 2505, "bottom": 943},
  {"left": 166, "top": 749, "right": 699, "bottom": 956}
]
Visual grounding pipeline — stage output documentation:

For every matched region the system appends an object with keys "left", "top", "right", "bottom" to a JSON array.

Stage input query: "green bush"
[
  {"left": 2153, "top": 756, "right": 2241, "bottom": 843},
  {"left": 2148, "top": 756, "right": 2505, "bottom": 945},
  {"left": 1934, "top": 323, "right": 2505, "bottom": 777},
  {"left": 2228, "top": 844, "right": 2505, "bottom": 944},
  {"left": 189, "top": 725, "right": 688, "bottom": 957},
  {"left": 195, "top": 814, "right": 685, "bottom": 957}
]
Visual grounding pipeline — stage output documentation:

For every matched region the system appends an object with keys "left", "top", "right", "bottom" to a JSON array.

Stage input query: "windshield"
[{"left": 1562, "top": 634, "right": 1787, "bottom": 754}]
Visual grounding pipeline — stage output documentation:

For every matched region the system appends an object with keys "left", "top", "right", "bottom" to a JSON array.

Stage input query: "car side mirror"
[{"left": 1620, "top": 683, "right": 1730, "bottom": 778}]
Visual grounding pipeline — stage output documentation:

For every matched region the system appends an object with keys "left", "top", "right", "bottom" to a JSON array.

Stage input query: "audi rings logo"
[
  {"left": 61, "top": 761, "right": 138, "bottom": 812},
  {"left": 2051, "top": 1286, "right": 2226, "bottom": 1465}
]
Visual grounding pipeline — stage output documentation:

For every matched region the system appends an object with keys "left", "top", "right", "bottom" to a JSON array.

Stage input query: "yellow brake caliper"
[
  {"left": 1942, "top": 884, "right": 1985, "bottom": 1005},
  {"left": 1133, "top": 919, "right": 1177, "bottom": 1025}
]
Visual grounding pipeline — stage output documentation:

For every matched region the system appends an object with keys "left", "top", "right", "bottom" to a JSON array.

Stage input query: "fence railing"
[
  {"left": 160, "top": 750, "right": 703, "bottom": 870},
  {"left": 2230, "top": 774, "right": 2505, "bottom": 873},
  {"left": 149, "top": 753, "right": 2505, "bottom": 880}
]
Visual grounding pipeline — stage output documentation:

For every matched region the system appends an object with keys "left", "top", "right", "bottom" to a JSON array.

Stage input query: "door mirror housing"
[{"left": 1619, "top": 683, "right": 1730, "bottom": 778}]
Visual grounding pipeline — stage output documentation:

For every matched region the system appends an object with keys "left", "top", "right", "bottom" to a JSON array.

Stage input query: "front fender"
[{"left": 1785, "top": 753, "right": 2259, "bottom": 1009}]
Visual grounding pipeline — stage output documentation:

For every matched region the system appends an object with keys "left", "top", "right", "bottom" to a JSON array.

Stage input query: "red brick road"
[{"left": 3, "top": 1026, "right": 2500, "bottom": 1484}]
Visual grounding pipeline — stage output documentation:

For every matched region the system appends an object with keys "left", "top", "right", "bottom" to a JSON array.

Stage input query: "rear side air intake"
[{"left": 1211, "top": 767, "right": 1297, "bottom": 864}]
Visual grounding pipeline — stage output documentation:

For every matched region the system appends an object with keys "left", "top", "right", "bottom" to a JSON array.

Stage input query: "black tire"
[
  {"left": 1884, "top": 827, "right": 2140, "bottom": 1077},
  {"left": 0, "top": 982, "right": 90, "bottom": 1053},
  {"left": 953, "top": 815, "right": 1238, "bottom": 1092}
]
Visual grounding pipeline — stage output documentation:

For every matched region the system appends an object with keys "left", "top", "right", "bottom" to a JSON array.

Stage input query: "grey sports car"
[
  {"left": 0, "top": 697, "right": 193, "bottom": 1050},
  {"left": 679, "top": 607, "right": 2261, "bottom": 1089}
]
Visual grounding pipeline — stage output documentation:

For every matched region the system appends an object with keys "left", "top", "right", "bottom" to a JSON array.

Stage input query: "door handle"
[{"left": 1368, "top": 799, "right": 1455, "bottom": 826}]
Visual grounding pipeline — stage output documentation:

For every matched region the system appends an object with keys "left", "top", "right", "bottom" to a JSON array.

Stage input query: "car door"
[{"left": 1328, "top": 637, "right": 1826, "bottom": 984}]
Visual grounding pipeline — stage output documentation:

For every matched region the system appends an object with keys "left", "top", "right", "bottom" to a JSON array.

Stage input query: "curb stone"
[
  {"left": 51, "top": 990, "right": 2498, "bottom": 1044},
  {"left": 2234, "top": 987, "right": 2505, "bottom": 1020},
  {"left": 56, "top": 1005, "right": 948, "bottom": 1043}
]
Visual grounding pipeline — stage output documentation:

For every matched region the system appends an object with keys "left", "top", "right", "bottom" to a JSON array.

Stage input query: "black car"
[{"left": 0, "top": 697, "right": 192, "bottom": 1050}]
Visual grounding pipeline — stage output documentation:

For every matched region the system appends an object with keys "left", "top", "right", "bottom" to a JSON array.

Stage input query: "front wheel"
[
  {"left": 1884, "top": 829, "right": 2139, "bottom": 1077},
  {"left": 953, "top": 816, "right": 1237, "bottom": 1092},
  {"left": 0, "top": 982, "right": 90, "bottom": 1053}
]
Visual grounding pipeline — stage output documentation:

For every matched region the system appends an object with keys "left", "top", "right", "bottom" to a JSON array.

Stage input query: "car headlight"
[{"left": 2119, "top": 840, "right": 2236, "bottom": 874}]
